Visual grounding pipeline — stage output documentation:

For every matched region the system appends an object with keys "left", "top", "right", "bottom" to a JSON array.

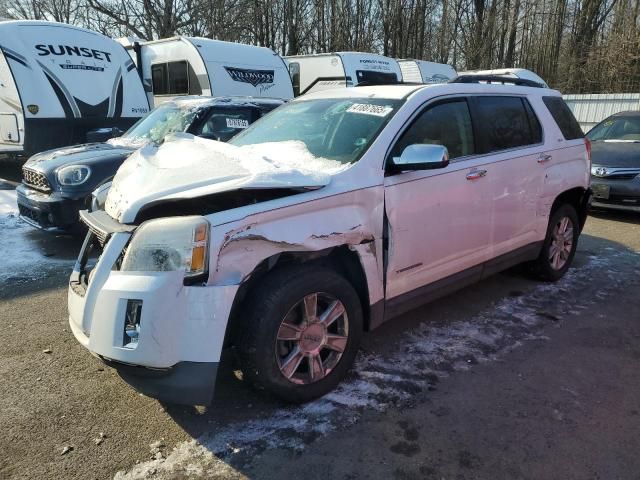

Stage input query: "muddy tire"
[
  {"left": 238, "top": 265, "right": 363, "bottom": 403},
  {"left": 530, "top": 204, "right": 580, "bottom": 281}
]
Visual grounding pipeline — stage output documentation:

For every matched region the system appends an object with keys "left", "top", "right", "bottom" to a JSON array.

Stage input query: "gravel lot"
[{"left": 1, "top": 163, "right": 639, "bottom": 479}]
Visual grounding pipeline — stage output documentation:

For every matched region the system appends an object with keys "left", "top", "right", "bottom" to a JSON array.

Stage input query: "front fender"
[{"left": 208, "top": 188, "right": 384, "bottom": 294}]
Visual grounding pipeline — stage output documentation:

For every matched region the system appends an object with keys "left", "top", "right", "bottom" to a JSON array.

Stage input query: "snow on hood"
[
  {"left": 107, "top": 136, "right": 149, "bottom": 149},
  {"left": 105, "top": 134, "right": 347, "bottom": 223}
]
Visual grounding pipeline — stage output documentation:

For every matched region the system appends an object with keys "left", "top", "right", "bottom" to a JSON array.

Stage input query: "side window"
[
  {"left": 187, "top": 62, "right": 202, "bottom": 95},
  {"left": 473, "top": 96, "right": 537, "bottom": 152},
  {"left": 289, "top": 62, "right": 300, "bottom": 97},
  {"left": 151, "top": 61, "right": 192, "bottom": 95},
  {"left": 151, "top": 64, "right": 168, "bottom": 95},
  {"left": 167, "top": 61, "right": 188, "bottom": 95},
  {"left": 523, "top": 99, "right": 543, "bottom": 144},
  {"left": 542, "top": 96, "right": 584, "bottom": 140},
  {"left": 391, "top": 99, "right": 475, "bottom": 161}
]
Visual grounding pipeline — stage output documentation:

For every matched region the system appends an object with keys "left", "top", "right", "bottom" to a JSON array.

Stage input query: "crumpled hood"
[
  {"left": 25, "top": 142, "right": 137, "bottom": 172},
  {"left": 105, "top": 135, "right": 346, "bottom": 223}
]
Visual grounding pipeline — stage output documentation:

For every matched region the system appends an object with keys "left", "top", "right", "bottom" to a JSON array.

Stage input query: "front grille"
[
  {"left": 597, "top": 195, "right": 640, "bottom": 205},
  {"left": 605, "top": 172, "right": 638, "bottom": 180},
  {"left": 86, "top": 222, "right": 110, "bottom": 247},
  {"left": 22, "top": 168, "right": 51, "bottom": 191}
]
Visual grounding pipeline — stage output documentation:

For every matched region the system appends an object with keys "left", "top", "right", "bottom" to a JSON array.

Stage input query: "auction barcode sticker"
[
  {"left": 226, "top": 118, "right": 250, "bottom": 128},
  {"left": 347, "top": 103, "right": 393, "bottom": 117}
]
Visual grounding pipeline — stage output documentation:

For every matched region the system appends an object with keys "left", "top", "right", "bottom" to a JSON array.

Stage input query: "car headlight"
[
  {"left": 121, "top": 216, "right": 209, "bottom": 281},
  {"left": 57, "top": 165, "right": 91, "bottom": 185}
]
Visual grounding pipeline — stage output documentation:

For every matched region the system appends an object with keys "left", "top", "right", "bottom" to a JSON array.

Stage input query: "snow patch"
[{"left": 0, "top": 190, "right": 69, "bottom": 284}]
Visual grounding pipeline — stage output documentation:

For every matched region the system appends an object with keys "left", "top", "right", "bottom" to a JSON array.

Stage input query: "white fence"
[{"left": 563, "top": 93, "right": 640, "bottom": 133}]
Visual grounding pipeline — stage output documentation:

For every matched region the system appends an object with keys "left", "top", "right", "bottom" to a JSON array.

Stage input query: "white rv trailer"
[
  {"left": 0, "top": 20, "right": 149, "bottom": 159},
  {"left": 397, "top": 59, "right": 457, "bottom": 84},
  {"left": 130, "top": 37, "right": 294, "bottom": 107},
  {"left": 284, "top": 52, "right": 403, "bottom": 96},
  {"left": 459, "top": 68, "right": 548, "bottom": 87}
]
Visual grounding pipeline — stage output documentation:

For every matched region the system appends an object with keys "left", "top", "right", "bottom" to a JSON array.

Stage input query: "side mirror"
[
  {"left": 86, "top": 127, "right": 124, "bottom": 143},
  {"left": 392, "top": 144, "right": 449, "bottom": 171}
]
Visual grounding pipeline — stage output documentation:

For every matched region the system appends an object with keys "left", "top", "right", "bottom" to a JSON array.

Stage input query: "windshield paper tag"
[
  {"left": 347, "top": 104, "right": 393, "bottom": 117},
  {"left": 226, "top": 118, "right": 249, "bottom": 129}
]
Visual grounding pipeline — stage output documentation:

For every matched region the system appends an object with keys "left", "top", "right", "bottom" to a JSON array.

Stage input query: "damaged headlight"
[
  {"left": 121, "top": 216, "right": 209, "bottom": 281},
  {"left": 57, "top": 165, "right": 91, "bottom": 185}
]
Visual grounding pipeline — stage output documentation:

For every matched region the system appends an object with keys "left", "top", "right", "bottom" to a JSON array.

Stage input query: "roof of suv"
[{"left": 297, "top": 83, "right": 559, "bottom": 101}]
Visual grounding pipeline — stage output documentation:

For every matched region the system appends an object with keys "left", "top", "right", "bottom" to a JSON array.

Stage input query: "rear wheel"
[
  {"left": 238, "top": 265, "right": 363, "bottom": 403},
  {"left": 530, "top": 204, "right": 579, "bottom": 281}
]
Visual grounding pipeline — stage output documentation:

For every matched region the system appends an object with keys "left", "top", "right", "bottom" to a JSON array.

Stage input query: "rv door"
[
  {"left": 0, "top": 48, "right": 23, "bottom": 149},
  {"left": 0, "top": 114, "right": 19, "bottom": 143}
]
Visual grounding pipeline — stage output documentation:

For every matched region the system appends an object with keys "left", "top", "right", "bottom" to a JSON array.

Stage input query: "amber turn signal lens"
[{"left": 190, "top": 245, "right": 206, "bottom": 273}]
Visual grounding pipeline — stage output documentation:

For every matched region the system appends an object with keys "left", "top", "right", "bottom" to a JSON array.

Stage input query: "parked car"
[
  {"left": 587, "top": 111, "right": 640, "bottom": 212},
  {"left": 16, "top": 96, "right": 284, "bottom": 232},
  {"left": 69, "top": 78, "right": 591, "bottom": 405}
]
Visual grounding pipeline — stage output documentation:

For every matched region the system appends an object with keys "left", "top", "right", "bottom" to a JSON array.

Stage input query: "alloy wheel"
[
  {"left": 275, "top": 292, "right": 349, "bottom": 385},
  {"left": 549, "top": 216, "right": 574, "bottom": 270}
]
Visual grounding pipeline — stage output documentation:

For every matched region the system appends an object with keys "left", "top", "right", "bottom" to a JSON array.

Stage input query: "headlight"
[
  {"left": 57, "top": 165, "right": 91, "bottom": 185},
  {"left": 121, "top": 216, "right": 209, "bottom": 280}
]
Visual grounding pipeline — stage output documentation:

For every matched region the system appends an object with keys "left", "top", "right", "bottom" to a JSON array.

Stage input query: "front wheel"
[
  {"left": 238, "top": 265, "right": 363, "bottom": 403},
  {"left": 530, "top": 204, "right": 580, "bottom": 281}
]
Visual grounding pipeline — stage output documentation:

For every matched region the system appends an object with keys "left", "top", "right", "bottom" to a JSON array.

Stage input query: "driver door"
[{"left": 384, "top": 98, "right": 494, "bottom": 309}]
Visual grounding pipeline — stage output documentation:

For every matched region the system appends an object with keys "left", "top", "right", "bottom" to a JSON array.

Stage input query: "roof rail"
[{"left": 450, "top": 74, "right": 544, "bottom": 88}]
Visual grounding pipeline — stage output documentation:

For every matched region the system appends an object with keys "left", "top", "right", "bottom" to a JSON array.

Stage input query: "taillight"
[{"left": 584, "top": 138, "right": 592, "bottom": 166}]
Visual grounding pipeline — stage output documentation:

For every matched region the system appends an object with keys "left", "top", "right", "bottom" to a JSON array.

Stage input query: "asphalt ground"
[{"left": 0, "top": 159, "right": 638, "bottom": 480}]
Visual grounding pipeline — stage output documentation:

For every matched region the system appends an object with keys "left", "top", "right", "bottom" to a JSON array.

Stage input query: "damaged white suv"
[{"left": 69, "top": 78, "right": 591, "bottom": 405}]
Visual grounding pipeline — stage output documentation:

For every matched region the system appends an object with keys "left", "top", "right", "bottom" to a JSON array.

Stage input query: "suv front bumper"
[
  {"left": 16, "top": 183, "right": 87, "bottom": 230},
  {"left": 68, "top": 214, "right": 238, "bottom": 405}
]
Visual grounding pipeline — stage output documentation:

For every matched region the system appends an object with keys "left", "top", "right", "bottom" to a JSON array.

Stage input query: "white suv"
[{"left": 68, "top": 79, "right": 591, "bottom": 405}]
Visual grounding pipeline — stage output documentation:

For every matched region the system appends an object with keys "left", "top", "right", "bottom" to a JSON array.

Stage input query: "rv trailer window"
[
  {"left": 355, "top": 70, "right": 399, "bottom": 86},
  {"left": 151, "top": 61, "right": 190, "bottom": 95},
  {"left": 168, "top": 61, "right": 189, "bottom": 95},
  {"left": 289, "top": 62, "right": 300, "bottom": 97},
  {"left": 151, "top": 64, "right": 168, "bottom": 95}
]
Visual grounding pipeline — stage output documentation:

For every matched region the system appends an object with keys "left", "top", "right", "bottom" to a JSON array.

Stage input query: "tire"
[
  {"left": 530, "top": 204, "right": 580, "bottom": 281},
  {"left": 238, "top": 264, "right": 363, "bottom": 403}
]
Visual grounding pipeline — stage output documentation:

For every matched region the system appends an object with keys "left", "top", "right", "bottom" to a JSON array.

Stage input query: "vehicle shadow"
[{"left": 154, "top": 232, "right": 639, "bottom": 478}]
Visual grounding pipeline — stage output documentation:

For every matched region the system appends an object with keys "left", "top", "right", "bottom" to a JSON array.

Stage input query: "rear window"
[
  {"left": 542, "top": 96, "right": 584, "bottom": 140},
  {"left": 473, "top": 96, "right": 541, "bottom": 152}
]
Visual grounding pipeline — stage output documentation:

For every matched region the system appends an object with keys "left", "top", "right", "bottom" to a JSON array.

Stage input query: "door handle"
[
  {"left": 466, "top": 169, "right": 487, "bottom": 180},
  {"left": 537, "top": 154, "right": 552, "bottom": 163}
]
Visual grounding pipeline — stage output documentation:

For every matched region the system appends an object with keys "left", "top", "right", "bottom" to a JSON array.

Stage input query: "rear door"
[
  {"left": 469, "top": 95, "right": 546, "bottom": 257},
  {"left": 384, "top": 97, "right": 493, "bottom": 305}
]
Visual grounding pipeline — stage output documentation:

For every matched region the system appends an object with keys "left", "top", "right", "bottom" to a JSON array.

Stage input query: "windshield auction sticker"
[
  {"left": 347, "top": 103, "right": 393, "bottom": 117},
  {"left": 226, "top": 118, "right": 250, "bottom": 129}
]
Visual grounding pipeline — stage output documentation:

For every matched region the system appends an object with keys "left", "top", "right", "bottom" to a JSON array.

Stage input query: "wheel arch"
[
  {"left": 222, "top": 245, "right": 374, "bottom": 348},
  {"left": 551, "top": 186, "right": 591, "bottom": 232}
]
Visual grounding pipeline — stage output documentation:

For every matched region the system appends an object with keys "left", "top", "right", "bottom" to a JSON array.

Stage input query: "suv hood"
[
  {"left": 24, "top": 142, "right": 137, "bottom": 172},
  {"left": 590, "top": 141, "right": 640, "bottom": 168},
  {"left": 105, "top": 135, "right": 347, "bottom": 223}
]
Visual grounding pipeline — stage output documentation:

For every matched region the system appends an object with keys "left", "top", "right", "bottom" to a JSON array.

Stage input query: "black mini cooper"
[{"left": 16, "top": 96, "right": 284, "bottom": 232}]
